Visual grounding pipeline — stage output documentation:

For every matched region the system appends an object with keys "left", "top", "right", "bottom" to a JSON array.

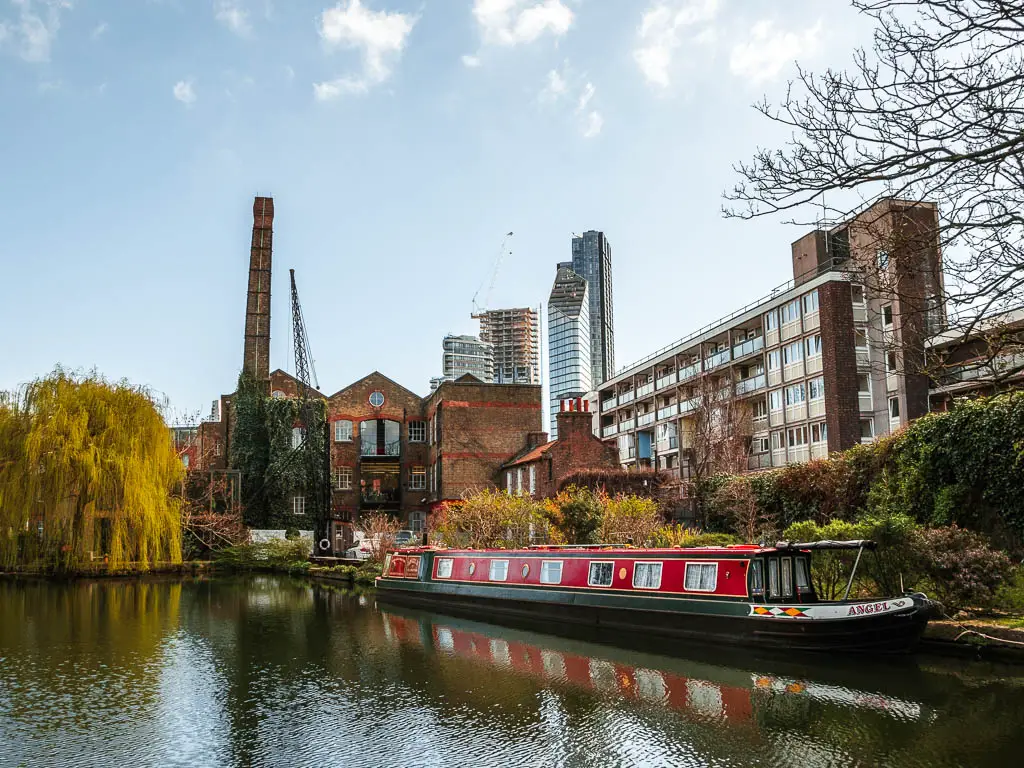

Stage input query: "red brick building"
[{"left": 501, "top": 398, "right": 618, "bottom": 499}]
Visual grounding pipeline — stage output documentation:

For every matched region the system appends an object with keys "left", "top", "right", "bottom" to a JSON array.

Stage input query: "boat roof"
[{"left": 389, "top": 540, "right": 877, "bottom": 557}]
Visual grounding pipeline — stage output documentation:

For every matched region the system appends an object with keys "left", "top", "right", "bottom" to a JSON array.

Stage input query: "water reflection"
[{"left": 0, "top": 577, "right": 1022, "bottom": 768}]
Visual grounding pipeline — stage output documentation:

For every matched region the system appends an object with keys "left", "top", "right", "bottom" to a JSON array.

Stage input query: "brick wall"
[
  {"left": 791, "top": 230, "right": 828, "bottom": 285},
  {"left": 819, "top": 281, "right": 861, "bottom": 452}
]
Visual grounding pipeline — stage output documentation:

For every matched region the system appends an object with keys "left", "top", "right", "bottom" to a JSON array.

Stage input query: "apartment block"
[
  {"left": 547, "top": 264, "right": 592, "bottom": 440},
  {"left": 476, "top": 307, "right": 541, "bottom": 385},
  {"left": 441, "top": 334, "right": 494, "bottom": 383},
  {"left": 597, "top": 199, "right": 942, "bottom": 479},
  {"left": 571, "top": 230, "right": 615, "bottom": 383}
]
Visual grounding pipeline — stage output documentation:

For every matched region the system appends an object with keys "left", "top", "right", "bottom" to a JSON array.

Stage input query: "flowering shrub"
[{"left": 914, "top": 526, "right": 1013, "bottom": 612}]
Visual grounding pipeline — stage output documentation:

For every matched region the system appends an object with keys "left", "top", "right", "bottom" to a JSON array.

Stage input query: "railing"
[
  {"left": 679, "top": 397, "right": 699, "bottom": 415},
  {"left": 657, "top": 403, "right": 679, "bottom": 420},
  {"left": 601, "top": 395, "right": 618, "bottom": 410},
  {"left": 678, "top": 362, "right": 701, "bottom": 382},
  {"left": 361, "top": 489, "right": 400, "bottom": 504},
  {"left": 619, "top": 390, "right": 635, "bottom": 404},
  {"left": 637, "top": 412, "right": 655, "bottom": 427},
  {"left": 735, "top": 374, "right": 767, "bottom": 395},
  {"left": 602, "top": 424, "right": 618, "bottom": 438},
  {"left": 752, "top": 414, "right": 769, "bottom": 431},
  {"left": 609, "top": 257, "right": 854, "bottom": 380},
  {"left": 619, "top": 418, "right": 635, "bottom": 431},
  {"left": 656, "top": 372, "right": 677, "bottom": 390},
  {"left": 732, "top": 335, "right": 764, "bottom": 359},
  {"left": 940, "top": 352, "right": 1024, "bottom": 384},
  {"left": 704, "top": 349, "right": 731, "bottom": 370},
  {"left": 360, "top": 440, "right": 401, "bottom": 457},
  {"left": 636, "top": 382, "right": 654, "bottom": 398}
]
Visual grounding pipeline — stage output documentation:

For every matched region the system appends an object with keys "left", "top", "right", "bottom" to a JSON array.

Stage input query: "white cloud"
[
  {"left": 539, "top": 67, "right": 567, "bottom": 101},
  {"left": 461, "top": 53, "right": 481, "bottom": 68},
  {"left": 634, "top": 0, "right": 719, "bottom": 89},
  {"left": 471, "top": 0, "right": 572, "bottom": 47},
  {"left": 576, "top": 81, "right": 594, "bottom": 112},
  {"left": 215, "top": 1, "right": 251, "bottom": 36},
  {"left": 173, "top": 80, "right": 197, "bottom": 105},
  {"left": 0, "top": 0, "right": 72, "bottom": 63},
  {"left": 729, "top": 19, "right": 822, "bottom": 84},
  {"left": 91, "top": 21, "right": 108, "bottom": 40},
  {"left": 314, "top": 0, "right": 417, "bottom": 100},
  {"left": 582, "top": 110, "right": 602, "bottom": 138}
]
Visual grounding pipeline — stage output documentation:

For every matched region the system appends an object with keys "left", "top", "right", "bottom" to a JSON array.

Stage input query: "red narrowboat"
[{"left": 376, "top": 540, "right": 940, "bottom": 653}]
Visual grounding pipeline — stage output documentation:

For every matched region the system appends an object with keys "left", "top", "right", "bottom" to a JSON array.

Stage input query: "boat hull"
[{"left": 375, "top": 579, "right": 936, "bottom": 653}]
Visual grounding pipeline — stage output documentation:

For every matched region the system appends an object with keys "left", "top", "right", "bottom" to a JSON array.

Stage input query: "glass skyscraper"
[
  {"left": 571, "top": 231, "right": 615, "bottom": 385},
  {"left": 547, "top": 264, "right": 592, "bottom": 439}
]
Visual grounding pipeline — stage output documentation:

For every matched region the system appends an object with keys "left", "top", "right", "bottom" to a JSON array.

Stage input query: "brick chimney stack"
[
  {"left": 555, "top": 397, "right": 593, "bottom": 446},
  {"left": 243, "top": 196, "right": 273, "bottom": 387}
]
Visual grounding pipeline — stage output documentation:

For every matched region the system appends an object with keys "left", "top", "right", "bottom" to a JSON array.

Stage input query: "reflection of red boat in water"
[
  {"left": 378, "top": 540, "right": 940, "bottom": 653},
  {"left": 379, "top": 608, "right": 927, "bottom": 724}
]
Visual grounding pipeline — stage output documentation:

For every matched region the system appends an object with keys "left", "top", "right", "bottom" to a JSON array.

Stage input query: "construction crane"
[
  {"left": 290, "top": 269, "right": 330, "bottom": 555},
  {"left": 471, "top": 231, "right": 514, "bottom": 317}
]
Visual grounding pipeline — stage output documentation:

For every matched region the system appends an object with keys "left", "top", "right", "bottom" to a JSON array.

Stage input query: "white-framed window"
[
  {"left": 889, "top": 397, "right": 901, "bottom": 419},
  {"left": 767, "top": 350, "right": 781, "bottom": 371},
  {"left": 752, "top": 399, "right": 768, "bottom": 419},
  {"left": 876, "top": 249, "right": 890, "bottom": 271},
  {"left": 540, "top": 560, "right": 563, "bottom": 584},
  {"left": 811, "top": 422, "right": 828, "bottom": 444},
  {"left": 408, "top": 421, "right": 426, "bottom": 442},
  {"left": 887, "top": 351, "right": 898, "bottom": 373},
  {"left": 436, "top": 558, "right": 454, "bottom": 579},
  {"left": 851, "top": 284, "right": 866, "bottom": 305},
  {"left": 334, "top": 420, "right": 353, "bottom": 442},
  {"left": 684, "top": 562, "right": 718, "bottom": 592},
  {"left": 809, "top": 376, "right": 825, "bottom": 401},
  {"left": 787, "top": 426, "right": 808, "bottom": 447},
  {"left": 802, "top": 289, "right": 819, "bottom": 315},
  {"left": 291, "top": 427, "right": 304, "bottom": 449},
  {"left": 292, "top": 495, "right": 305, "bottom": 515},
  {"left": 489, "top": 559, "right": 509, "bottom": 581},
  {"left": 633, "top": 561, "right": 663, "bottom": 590},
  {"left": 333, "top": 467, "right": 353, "bottom": 490},
  {"left": 882, "top": 305, "right": 893, "bottom": 327},
  {"left": 516, "top": 468, "right": 523, "bottom": 494},
  {"left": 588, "top": 561, "right": 614, "bottom": 587},
  {"left": 781, "top": 299, "right": 801, "bottom": 324},
  {"left": 783, "top": 340, "right": 803, "bottom": 364},
  {"left": 752, "top": 436, "right": 770, "bottom": 453},
  {"left": 769, "top": 389, "right": 783, "bottom": 411},
  {"left": 805, "top": 334, "right": 822, "bottom": 358},
  {"left": 410, "top": 467, "right": 426, "bottom": 490},
  {"left": 858, "top": 374, "right": 871, "bottom": 396},
  {"left": 861, "top": 419, "right": 875, "bottom": 439},
  {"left": 764, "top": 309, "right": 778, "bottom": 331},
  {"left": 506, "top": 471, "right": 513, "bottom": 493},
  {"left": 771, "top": 430, "right": 784, "bottom": 451},
  {"left": 529, "top": 465, "right": 536, "bottom": 495},
  {"left": 785, "top": 383, "right": 806, "bottom": 405},
  {"left": 854, "top": 327, "right": 869, "bottom": 350}
]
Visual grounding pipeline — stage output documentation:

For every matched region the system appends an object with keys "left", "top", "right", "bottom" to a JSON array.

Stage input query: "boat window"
[
  {"left": 588, "top": 561, "right": 614, "bottom": 587},
  {"left": 633, "top": 562, "right": 663, "bottom": 590},
  {"left": 540, "top": 560, "right": 563, "bottom": 585},
  {"left": 795, "top": 558, "right": 810, "bottom": 590},
  {"left": 436, "top": 558, "right": 453, "bottom": 579},
  {"left": 768, "top": 558, "right": 781, "bottom": 598},
  {"left": 383, "top": 553, "right": 393, "bottom": 574},
  {"left": 683, "top": 562, "right": 718, "bottom": 592},
  {"left": 781, "top": 557, "right": 794, "bottom": 598},
  {"left": 488, "top": 559, "right": 509, "bottom": 582},
  {"left": 750, "top": 560, "right": 764, "bottom": 596}
]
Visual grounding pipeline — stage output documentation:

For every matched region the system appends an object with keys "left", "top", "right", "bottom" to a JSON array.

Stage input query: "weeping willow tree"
[{"left": 0, "top": 369, "right": 183, "bottom": 573}]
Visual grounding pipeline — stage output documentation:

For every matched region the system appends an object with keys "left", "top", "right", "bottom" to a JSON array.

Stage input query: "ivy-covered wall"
[
  {"left": 229, "top": 373, "right": 328, "bottom": 530},
  {"left": 697, "top": 392, "right": 1024, "bottom": 553}
]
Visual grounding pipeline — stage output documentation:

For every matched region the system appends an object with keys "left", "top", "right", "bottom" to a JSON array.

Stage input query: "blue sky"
[{"left": 0, "top": 0, "right": 872, "bottom": 424}]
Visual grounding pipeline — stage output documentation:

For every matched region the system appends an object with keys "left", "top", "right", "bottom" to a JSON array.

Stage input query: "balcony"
[
  {"left": 636, "top": 382, "right": 655, "bottom": 399},
  {"left": 602, "top": 423, "right": 618, "bottom": 438},
  {"left": 752, "top": 414, "right": 769, "bottom": 432},
  {"left": 656, "top": 371, "right": 677, "bottom": 390},
  {"left": 619, "top": 390, "right": 635, "bottom": 405},
  {"left": 679, "top": 397, "right": 700, "bottom": 415},
  {"left": 361, "top": 489, "right": 401, "bottom": 506},
  {"left": 747, "top": 453, "right": 772, "bottom": 470},
  {"left": 735, "top": 374, "right": 766, "bottom": 396},
  {"left": 732, "top": 335, "right": 764, "bottom": 360},
  {"left": 704, "top": 348, "right": 731, "bottom": 370},
  {"left": 657, "top": 436, "right": 679, "bottom": 453},
  {"left": 638, "top": 411, "right": 656, "bottom": 427},
  {"left": 657, "top": 403, "right": 679, "bottom": 420},
  {"left": 360, "top": 439, "right": 401, "bottom": 457},
  {"left": 601, "top": 395, "right": 618, "bottom": 410},
  {"left": 619, "top": 418, "right": 635, "bottom": 432},
  {"left": 678, "top": 362, "right": 701, "bottom": 382}
]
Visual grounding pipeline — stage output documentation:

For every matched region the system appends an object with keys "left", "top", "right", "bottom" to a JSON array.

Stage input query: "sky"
[{"left": 0, "top": 0, "right": 876, "bottom": 426}]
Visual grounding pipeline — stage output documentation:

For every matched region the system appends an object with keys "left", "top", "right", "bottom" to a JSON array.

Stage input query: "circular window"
[
  {"left": 468, "top": 562, "right": 476, "bottom": 576},
  {"left": 369, "top": 391, "right": 385, "bottom": 407},
  {"left": 521, "top": 563, "right": 530, "bottom": 579}
]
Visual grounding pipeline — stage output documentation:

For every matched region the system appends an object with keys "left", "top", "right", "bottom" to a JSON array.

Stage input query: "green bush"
[
  {"left": 994, "top": 567, "right": 1024, "bottom": 614},
  {"left": 913, "top": 526, "right": 1013, "bottom": 613},
  {"left": 214, "top": 537, "right": 312, "bottom": 571},
  {"left": 649, "top": 526, "right": 740, "bottom": 548}
]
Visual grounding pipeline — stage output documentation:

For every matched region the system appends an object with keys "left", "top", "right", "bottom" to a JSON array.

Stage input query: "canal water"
[{"left": 1, "top": 577, "right": 1022, "bottom": 768}]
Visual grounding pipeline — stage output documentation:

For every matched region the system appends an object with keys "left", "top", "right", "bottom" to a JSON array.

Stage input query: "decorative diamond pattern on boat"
[{"left": 750, "top": 606, "right": 809, "bottom": 619}]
